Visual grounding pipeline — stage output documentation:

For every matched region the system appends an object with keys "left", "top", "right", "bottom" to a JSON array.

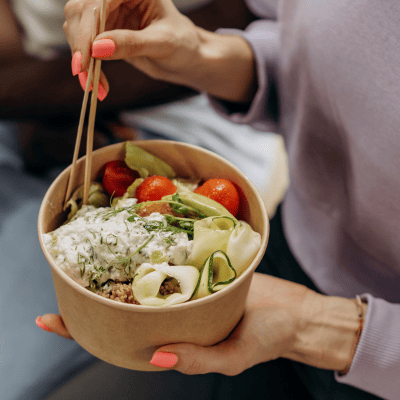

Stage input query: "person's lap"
[
  {"left": 45, "top": 206, "right": 382, "bottom": 400},
  {"left": 1, "top": 113, "right": 378, "bottom": 399}
]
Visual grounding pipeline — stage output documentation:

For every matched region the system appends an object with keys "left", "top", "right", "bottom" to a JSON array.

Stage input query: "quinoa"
[
  {"left": 99, "top": 283, "right": 139, "bottom": 305},
  {"left": 98, "top": 278, "right": 181, "bottom": 305},
  {"left": 159, "top": 278, "right": 181, "bottom": 296}
]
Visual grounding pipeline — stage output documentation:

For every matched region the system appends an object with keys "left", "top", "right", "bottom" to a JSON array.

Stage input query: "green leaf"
[{"left": 124, "top": 142, "right": 176, "bottom": 179}]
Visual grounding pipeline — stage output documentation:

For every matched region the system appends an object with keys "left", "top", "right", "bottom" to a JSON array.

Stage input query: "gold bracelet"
[{"left": 338, "top": 295, "right": 365, "bottom": 376}]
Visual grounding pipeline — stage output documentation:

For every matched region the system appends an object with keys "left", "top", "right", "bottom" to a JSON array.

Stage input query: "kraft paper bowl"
[{"left": 38, "top": 140, "right": 269, "bottom": 371}]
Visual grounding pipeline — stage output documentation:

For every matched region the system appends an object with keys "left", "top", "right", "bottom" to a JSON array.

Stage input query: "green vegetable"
[
  {"left": 150, "top": 250, "right": 169, "bottom": 264},
  {"left": 124, "top": 142, "right": 176, "bottom": 179},
  {"left": 125, "top": 178, "right": 144, "bottom": 197},
  {"left": 163, "top": 192, "right": 237, "bottom": 221},
  {"left": 172, "top": 177, "right": 201, "bottom": 193},
  {"left": 191, "top": 250, "right": 236, "bottom": 299},
  {"left": 65, "top": 182, "right": 109, "bottom": 223}
]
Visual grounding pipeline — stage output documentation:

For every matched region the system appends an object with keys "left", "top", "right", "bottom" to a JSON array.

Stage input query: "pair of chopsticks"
[{"left": 63, "top": 0, "right": 107, "bottom": 210}]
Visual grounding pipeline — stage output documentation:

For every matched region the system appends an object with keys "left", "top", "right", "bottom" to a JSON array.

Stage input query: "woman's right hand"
[
  {"left": 64, "top": 0, "right": 256, "bottom": 102},
  {"left": 64, "top": 0, "right": 202, "bottom": 88}
]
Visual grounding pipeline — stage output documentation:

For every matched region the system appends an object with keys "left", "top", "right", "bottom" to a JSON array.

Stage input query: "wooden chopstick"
[
  {"left": 62, "top": 57, "right": 95, "bottom": 210},
  {"left": 82, "top": 0, "right": 107, "bottom": 205},
  {"left": 63, "top": 1, "right": 107, "bottom": 209}
]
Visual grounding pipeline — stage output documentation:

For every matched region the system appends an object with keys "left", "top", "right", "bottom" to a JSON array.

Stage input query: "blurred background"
[{"left": 0, "top": 0, "right": 288, "bottom": 398}]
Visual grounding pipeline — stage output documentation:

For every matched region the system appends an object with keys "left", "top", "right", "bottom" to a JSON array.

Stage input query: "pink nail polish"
[
  {"left": 36, "top": 316, "right": 52, "bottom": 332},
  {"left": 92, "top": 39, "right": 115, "bottom": 58},
  {"left": 71, "top": 52, "right": 82, "bottom": 76},
  {"left": 78, "top": 71, "right": 93, "bottom": 92},
  {"left": 97, "top": 82, "right": 108, "bottom": 101},
  {"left": 150, "top": 352, "right": 178, "bottom": 368}
]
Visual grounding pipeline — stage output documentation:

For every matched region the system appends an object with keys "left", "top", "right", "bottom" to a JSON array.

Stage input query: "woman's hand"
[
  {"left": 37, "top": 272, "right": 308, "bottom": 367},
  {"left": 35, "top": 314, "right": 73, "bottom": 340},
  {"left": 36, "top": 272, "right": 363, "bottom": 375},
  {"left": 148, "top": 272, "right": 311, "bottom": 374},
  {"left": 63, "top": 0, "right": 256, "bottom": 102},
  {"left": 150, "top": 273, "right": 363, "bottom": 375}
]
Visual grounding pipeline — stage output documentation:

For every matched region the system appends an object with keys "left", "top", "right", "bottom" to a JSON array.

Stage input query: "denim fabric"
[{"left": 0, "top": 122, "right": 96, "bottom": 400}]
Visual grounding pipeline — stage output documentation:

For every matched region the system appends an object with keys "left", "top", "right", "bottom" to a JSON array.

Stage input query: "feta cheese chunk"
[{"left": 43, "top": 205, "right": 193, "bottom": 289}]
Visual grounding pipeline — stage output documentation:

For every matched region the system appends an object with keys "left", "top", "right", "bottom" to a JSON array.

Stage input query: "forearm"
[
  {"left": 285, "top": 292, "right": 367, "bottom": 372},
  {"left": 184, "top": 27, "right": 257, "bottom": 103}
]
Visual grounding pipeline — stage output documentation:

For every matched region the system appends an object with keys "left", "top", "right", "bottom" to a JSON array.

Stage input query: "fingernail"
[
  {"left": 150, "top": 352, "right": 178, "bottom": 368},
  {"left": 78, "top": 71, "right": 93, "bottom": 92},
  {"left": 98, "top": 81, "right": 108, "bottom": 101},
  {"left": 71, "top": 52, "right": 82, "bottom": 76},
  {"left": 92, "top": 39, "right": 115, "bottom": 58},
  {"left": 35, "top": 316, "right": 52, "bottom": 332}
]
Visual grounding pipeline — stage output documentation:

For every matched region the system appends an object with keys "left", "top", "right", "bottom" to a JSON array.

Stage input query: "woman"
[{"left": 39, "top": 1, "right": 400, "bottom": 399}]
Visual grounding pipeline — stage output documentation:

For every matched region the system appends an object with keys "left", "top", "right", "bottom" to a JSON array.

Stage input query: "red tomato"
[
  {"left": 102, "top": 160, "right": 138, "bottom": 197},
  {"left": 194, "top": 178, "right": 240, "bottom": 216},
  {"left": 135, "top": 175, "right": 177, "bottom": 203}
]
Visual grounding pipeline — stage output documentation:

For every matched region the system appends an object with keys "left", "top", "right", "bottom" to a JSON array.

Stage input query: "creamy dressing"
[{"left": 43, "top": 204, "right": 193, "bottom": 289}]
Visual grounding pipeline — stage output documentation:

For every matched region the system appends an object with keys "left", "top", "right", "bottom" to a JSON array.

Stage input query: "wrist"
[
  {"left": 284, "top": 292, "right": 366, "bottom": 371},
  {"left": 187, "top": 27, "right": 257, "bottom": 103}
]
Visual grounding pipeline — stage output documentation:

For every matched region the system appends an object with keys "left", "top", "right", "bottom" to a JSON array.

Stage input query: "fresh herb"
[
  {"left": 127, "top": 213, "right": 144, "bottom": 223},
  {"left": 106, "top": 234, "right": 155, "bottom": 275},
  {"left": 162, "top": 235, "right": 176, "bottom": 246},
  {"left": 163, "top": 214, "right": 195, "bottom": 238},
  {"left": 77, "top": 252, "right": 86, "bottom": 278},
  {"left": 143, "top": 220, "right": 165, "bottom": 232},
  {"left": 105, "top": 234, "right": 118, "bottom": 246}
]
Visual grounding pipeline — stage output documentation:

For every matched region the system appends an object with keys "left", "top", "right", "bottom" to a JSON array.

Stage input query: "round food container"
[{"left": 38, "top": 140, "right": 269, "bottom": 371}]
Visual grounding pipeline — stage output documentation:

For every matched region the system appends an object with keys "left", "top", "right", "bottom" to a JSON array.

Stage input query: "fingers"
[
  {"left": 36, "top": 314, "right": 74, "bottom": 340},
  {"left": 64, "top": 0, "right": 106, "bottom": 72},
  {"left": 150, "top": 334, "right": 254, "bottom": 376},
  {"left": 78, "top": 69, "right": 110, "bottom": 101},
  {"left": 92, "top": 28, "right": 172, "bottom": 61}
]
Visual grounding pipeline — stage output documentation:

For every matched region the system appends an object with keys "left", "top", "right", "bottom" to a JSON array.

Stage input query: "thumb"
[
  {"left": 149, "top": 338, "right": 252, "bottom": 376},
  {"left": 92, "top": 28, "right": 170, "bottom": 61},
  {"left": 38, "top": 314, "right": 74, "bottom": 340}
]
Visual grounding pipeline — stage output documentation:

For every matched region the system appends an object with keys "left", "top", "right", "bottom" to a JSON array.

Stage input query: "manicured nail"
[
  {"left": 92, "top": 39, "right": 115, "bottom": 58},
  {"left": 78, "top": 71, "right": 93, "bottom": 92},
  {"left": 71, "top": 52, "right": 82, "bottom": 76},
  {"left": 98, "top": 81, "right": 108, "bottom": 101},
  {"left": 149, "top": 352, "right": 178, "bottom": 368},
  {"left": 35, "top": 316, "right": 52, "bottom": 332}
]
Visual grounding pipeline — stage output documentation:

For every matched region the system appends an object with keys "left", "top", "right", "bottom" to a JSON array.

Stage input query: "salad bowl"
[{"left": 38, "top": 140, "right": 269, "bottom": 371}]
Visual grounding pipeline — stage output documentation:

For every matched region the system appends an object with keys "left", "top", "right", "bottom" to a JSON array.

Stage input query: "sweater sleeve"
[
  {"left": 335, "top": 294, "right": 400, "bottom": 400},
  {"left": 207, "top": 19, "right": 281, "bottom": 133}
]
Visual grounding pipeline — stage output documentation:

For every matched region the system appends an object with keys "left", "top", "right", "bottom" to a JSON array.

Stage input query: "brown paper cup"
[{"left": 38, "top": 140, "right": 269, "bottom": 371}]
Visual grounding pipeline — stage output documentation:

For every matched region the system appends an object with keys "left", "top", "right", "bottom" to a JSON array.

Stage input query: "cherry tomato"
[
  {"left": 102, "top": 160, "right": 138, "bottom": 197},
  {"left": 136, "top": 175, "right": 177, "bottom": 203}
]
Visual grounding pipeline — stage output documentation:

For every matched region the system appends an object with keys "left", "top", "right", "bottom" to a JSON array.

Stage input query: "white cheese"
[{"left": 43, "top": 205, "right": 193, "bottom": 288}]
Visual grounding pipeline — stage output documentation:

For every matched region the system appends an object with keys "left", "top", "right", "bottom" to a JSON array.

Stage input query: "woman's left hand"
[
  {"left": 37, "top": 272, "right": 361, "bottom": 374},
  {"left": 36, "top": 272, "right": 310, "bottom": 366},
  {"left": 150, "top": 272, "right": 313, "bottom": 375}
]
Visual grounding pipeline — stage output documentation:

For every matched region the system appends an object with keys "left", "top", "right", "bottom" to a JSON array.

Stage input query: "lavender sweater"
[{"left": 210, "top": 1, "right": 400, "bottom": 399}]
